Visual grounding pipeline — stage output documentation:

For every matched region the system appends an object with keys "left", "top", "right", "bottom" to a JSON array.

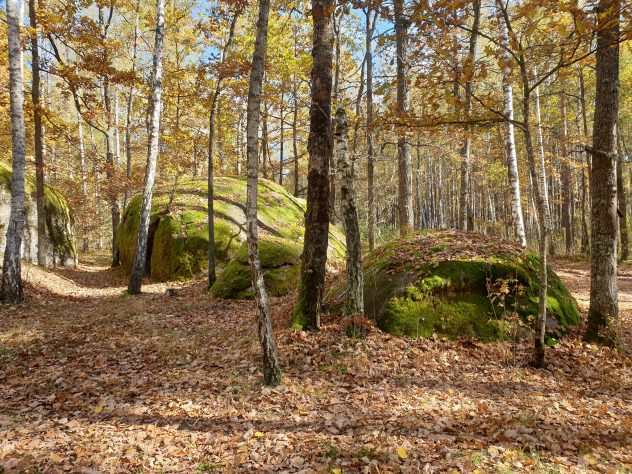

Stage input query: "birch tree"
[
  {"left": 127, "top": 0, "right": 165, "bottom": 295},
  {"left": 1, "top": 0, "right": 27, "bottom": 303},
  {"left": 496, "top": 4, "right": 526, "bottom": 247},
  {"left": 245, "top": 0, "right": 282, "bottom": 386}
]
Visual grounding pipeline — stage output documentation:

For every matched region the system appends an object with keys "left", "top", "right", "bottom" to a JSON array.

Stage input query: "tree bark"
[
  {"left": 245, "top": 0, "right": 282, "bottom": 386},
  {"left": 366, "top": 7, "right": 376, "bottom": 251},
  {"left": 98, "top": 6, "right": 121, "bottom": 268},
  {"left": 127, "top": 0, "right": 165, "bottom": 295},
  {"left": 207, "top": 9, "right": 240, "bottom": 289},
  {"left": 335, "top": 108, "right": 363, "bottom": 317},
  {"left": 459, "top": 0, "right": 481, "bottom": 232},
  {"left": 29, "top": 0, "right": 47, "bottom": 267},
  {"left": 291, "top": 0, "right": 335, "bottom": 330},
  {"left": 496, "top": 3, "right": 527, "bottom": 248},
  {"left": 617, "top": 157, "right": 628, "bottom": 261},
  {"left": 394, "top": 0, "right": 414, "bottom": 236},
  {"left": 123, "top": 0, "right": 141, "bottom": 210},
  {"left": 560, "top": 92, "right": 573, "bottom": 253},
  {"left": 1, "top": 0, "right": 27, "bottom": 303},
  {"left": 585, "top": 0, "right": 620, "bottom": 348}
]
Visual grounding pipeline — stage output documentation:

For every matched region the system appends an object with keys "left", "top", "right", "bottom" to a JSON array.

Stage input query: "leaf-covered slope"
[
  {"left": 118, "top": 177, "right": 346, "bottom": 281},
  {"left": 326, "top": 230, "right": 580, "bottom": 342},
  {"left": 0, "top": 162, "right": 77, "bottom": 267}
]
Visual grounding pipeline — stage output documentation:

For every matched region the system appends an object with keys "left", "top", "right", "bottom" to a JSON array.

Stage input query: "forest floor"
[{"left": 0, "top": 255, "right": 631, "bottom": 473}]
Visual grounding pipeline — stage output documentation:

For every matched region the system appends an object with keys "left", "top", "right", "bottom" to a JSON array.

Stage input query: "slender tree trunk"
[
  {"left": 335, "top": 108, "right": 363, "bottom": 317},
  {"left": 366, "top": 7, "right": 376, "bottom": 251},
  {"left": 617, "top": 157, "right": 629, "bottom": 261},
  {"left": 29, "top": 0, "right": 47, "bottom": 267},
  {"left": 585, "top": 0, "right": 620, "bottom": 347},
  {"left": 245, "top": 0, "right": 282, "bottom": 386},
  {"left": 207, "top": 9, "right": 240, "bottom": 289},
  {"left": 1, "top": 0, "right": 26, "bottom": 303},
  {"left": 496, "top": 4, "right": 527, "bottom": 247},
  {"left": 98, "top": 6, "right": 120, "bottom": 268},
  {"left": 291, "top": 0, "right": 334, "bottom": 330},
  {"left": 579, "top": 68, "right": 591, "bottom": 254},
  {"left": 330, "top": 11, "right": 341, "bottom": 222},
  {"left": 279, "top": 96, "right": 284, "bottom": 185},
  {"left": 123, "top": 0, "right": 140, "bottom": 210},
  {"left": 560, "top": 92, "right": 573, "bottom": 254},
  {"left": 530, "top": 67, "right": 553, "bottom": 368},
  {"left": 394, "top": 0, "right": 414, "bottom": 236},
  {"left": 459, "top": 0, "right": 481, "bottom": 232},
  {"left": 127, "top": 0, "right": 165, "bottom": 295}
]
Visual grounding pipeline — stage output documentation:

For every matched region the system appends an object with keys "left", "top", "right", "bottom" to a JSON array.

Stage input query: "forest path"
[{"left": 0, "top": 258, "right": 630, "bottom": 473}]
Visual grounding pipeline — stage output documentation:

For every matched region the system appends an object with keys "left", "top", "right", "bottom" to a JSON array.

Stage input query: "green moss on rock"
[
  {"left": 118, "top": 176, "right": 345, "bottom": 282},
  {"left": 0, "top": 162, "right": 76, "bottom": 266},
  {"left": 326, "top": 230, "right": 580, "bottom": 342},
  {"left": 211, "top": 236, "right": 302, "bottom": 299}
]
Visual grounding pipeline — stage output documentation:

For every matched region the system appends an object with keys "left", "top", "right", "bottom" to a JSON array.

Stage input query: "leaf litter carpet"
[{"left": 0, "top": 257, "right": 631, "bottom": 473}]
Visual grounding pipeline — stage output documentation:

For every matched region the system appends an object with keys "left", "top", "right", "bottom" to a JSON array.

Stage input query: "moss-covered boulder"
[
  {"left": 0, "top": 163, "right": 77, "bottom": 267},
  {"left": 211, "top": 236, "right": 302, "bottom": 299},
  {"left": 118, "top": 177, "right": 346, "bottom": 282},
  {"left": 326, "top": 230, "right": 580, "bottom": 342}
]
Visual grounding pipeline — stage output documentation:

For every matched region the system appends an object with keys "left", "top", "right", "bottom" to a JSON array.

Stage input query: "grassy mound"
[
  {"left": 119, "top": 177, "right": 346, "bottom": 282},
  {"left": 210, "top": 236, "right": 302, "bottom": 299},
  {"left": 0, "top": 162, "right": 76, "bottom": 267},
  {"left": 326, "top": 230, "right": 580, "bottom": 343}
]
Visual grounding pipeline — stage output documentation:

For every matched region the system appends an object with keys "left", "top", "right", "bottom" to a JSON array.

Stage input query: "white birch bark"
[
  {"left": 128, "top": 0, "right": 165, "bottom": 294},
  {"left": 1, "top": 0, "right": 27, "bottom": 303},
  {"left": 496, "top": 4, "right": 527, "bottom": 248}
]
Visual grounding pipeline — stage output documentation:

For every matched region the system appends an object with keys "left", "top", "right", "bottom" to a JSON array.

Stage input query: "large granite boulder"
[
  {"left": 0, "top": 163, "right": 77, "bottom": 267},
  {"left": 326, "top": 230, "right": 580, "bottom": 343},
  {"left": 119, "top": 177, "right": 346, "bottom": 282}
]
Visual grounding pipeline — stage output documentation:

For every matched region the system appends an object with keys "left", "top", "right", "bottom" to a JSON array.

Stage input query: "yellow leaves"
[
  {"left": 254, "top": 431, "right": 265, "bottom": 438},
  {"left": 94, "top": 405, "right": 104, "bottom": 413},
  {"left": 396, "top": 446, "right": 409, "bottom": 460}
]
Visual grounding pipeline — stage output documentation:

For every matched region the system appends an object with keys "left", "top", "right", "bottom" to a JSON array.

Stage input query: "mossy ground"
[
  {"left": 327, "top": 230, "right": 580, "bottom": 342},
  {"left": 211, "top": 236, "right": 302, "bottom": 299},
  {"left": 0, "top": 162, "right": 76, "bottom": 264},
  {"left": 118, "top": 177, "right": 345, "bottom": 282}
]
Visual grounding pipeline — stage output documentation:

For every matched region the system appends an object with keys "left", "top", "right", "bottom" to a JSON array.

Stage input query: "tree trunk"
[
  {"left": 560, "top": 92, "right": 572, "bottom": 254},
  {"left": 585, "top": 0, "right": 620, "bottom": 348},
  {"left": 335, "top": 108, "right": 363, "bottom": 317},
  {"left": 123, "top": 0, "right": 141, "bottom": 210},
  {"left": 279, "top": 96, "right": 284, "bottom": 185},
  {"left": 293, "top": 77, "right": 300, "bottom": 197},
  {"left": 496, "top": 4, "right": 527, "bottom": 248},
  {"left": 245, "top": 0, "right": 282, "bottom": 386},
  {"left": 459, "top": 0, "right": 481, "bottom": 232},
  {"left": 530, "top": 67, "right": 553, "bottom": 368},
  {"left": 77, "top": 107, "right": 89, "bottom": 253},
  {"left": 366, "top": 7, "right": 376, "bottom": 251},
  {"left": 29, "top": 0, "right": 47, "bottom": 267},
  {"left": 98, "top": 6, "right": 120, "bottom": 268},
  {"left": 207, "top": 9, "right": 240, "bottom": 289},
  {"left": 1, "top": 0, "right": 27, "bottom": 303},
  {"left": 394, "top": 0, "right": 414, "bottom": 236},
  {"left": 617, "top": 157, "right": 629, "bottom": 261},
  {"left": 291, "top": 0, "right": 334, "bottom": 330},
  {"left": 127, "top": 0, "right": 165, "bottom": 295}
]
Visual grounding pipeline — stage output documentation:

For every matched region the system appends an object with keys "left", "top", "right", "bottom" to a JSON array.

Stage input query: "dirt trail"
[{"left": 0, "top": 258, "right": 630, "bottom": 473}]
